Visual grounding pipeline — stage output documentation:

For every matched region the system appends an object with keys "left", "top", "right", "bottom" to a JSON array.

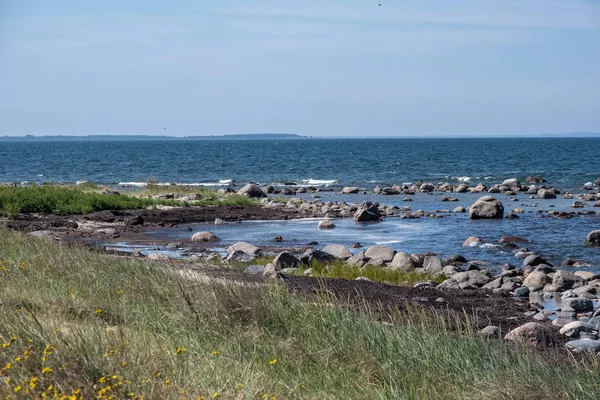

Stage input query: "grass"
[
  {"left": 1, "top": 229, "right": 599, "bottom": 399},
  {"left": 0, "top": 185, "right": 257, "bottom": 217},
  {"left": 299, "top": 259, "right": 445, "bottom": 285}
]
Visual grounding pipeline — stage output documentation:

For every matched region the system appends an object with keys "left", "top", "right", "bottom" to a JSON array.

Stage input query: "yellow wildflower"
[
  {"left": 211, "top": 351, "right": 219, "bottom": 356},
  {"left": 14, "top": 386, "right": 22, "bottom": 392},
  {"left": 41, "top": 367, "right": 53, "bottom": 374},
  {"left": 175, "top": 347, "right": 187, "bottom": 355},
  {"left": 269, "top": 359, "right": 277, "bottom": 365}
]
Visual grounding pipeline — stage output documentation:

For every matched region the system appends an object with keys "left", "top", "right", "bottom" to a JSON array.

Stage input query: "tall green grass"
[
  {"left": 0, "top": 185, "right": 257, "bottom": 216},
  {"left": 0, "top": 229, "right": 599, "bottom": 399}
]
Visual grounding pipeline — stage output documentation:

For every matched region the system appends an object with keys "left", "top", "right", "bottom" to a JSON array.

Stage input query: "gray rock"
[
  {"left": 451, "top": 271, "right": 491, "bottom": 287},
  {"left": 523, "top": 271, "right": 550, "bottom": 291},
  {"left": 29, "top": 230, "right": 55, "bottom": 240},
  {"left": 574, "top": 271, "right": 600, "bottom": 281},
  {"left": 244, "top": 265, "right": 265, "bottom": 274},
  {"left": 300, "top": 249, "right": 336, "bottom": 266},
  {"left": 237, "top": 183, "right": 267, "bottom": 198},
  {"left": 468, "top": 196, "right": 504, "bottom": 219},
  {"left": 499, "top": 235, "right": 529, "bottom": 244},
  {"left": 318, "top": 220, "right": 336, "bottom": 229},
  {"left": 364, "top": 245, "right": 396, "bottom": 263},
  {"left": 227, "top": 242, "right": 262, "bottom": 256},
  {"left": 263, "top": 263, "right": 278, "bottom": 277},
  {"left": 513, "top": 287, "right": 530, "bottom": 298},
  {"left": 482, "top": 277, "right": 503, "bottom": 290},
  {"left": 436, "top": 279, "right": 461, "bottom": 290},
  {"left": 388, "top": 252, "right": 421, "bottom": 271},
  {"left": 559, "top": 321, "right": 593, "bottom": 338},
  {"left": 191, "top": 231, "right": 220, "bottom": 242},
  {"left": 226, "top": 250, "right": 255, "bottom": 263},
  {"left": 353, "top": 201, "right": 381, "bottom": 222},
  {"left": 273, "top": 252, "right": 300, "bottom": 269},
  {"left": 504, "top": 322, "right": 556, "bottom": 347},
  {"left": 552, "top": 270, "right": 581, "bottom": 291},
  {"left": 565, "top": 339, "right": 600, "bottom": 353},
  {"left": 280, "top": 267, "right": 299, "bottom": 275},
  {"left": 463, "top": 236, "right": 484, "bottom": 247},
  {"left": 585, "top": 230, "right": 600, "bottom": 247},
  {"left": 561, "top": 297, "right": 594, "bottom": 312},
  {"left": 523, "top": 254, "right": 550, "bottom": 268},
  {"left": 479, "top": 325, "right": 501, "bottom": 338},
  {"left": 340, "top": 186, "right": 359, "bottom": 194},
  {"left": 322, "top": 244, "right": 352, "bottom": 260},
  {"left": 423, "top": 256, "right": 444, "bottom": 273},
  {"left": 537, "top": 189, "right": 557, "bottom": 199}
]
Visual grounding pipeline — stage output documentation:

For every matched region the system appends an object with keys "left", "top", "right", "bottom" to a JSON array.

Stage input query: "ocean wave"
[
  {"left": 118, "top": 180, "right": 232, "bottom": 187},
  {"left": 301, "top": 179, "right": 338, "bottom": 185}
]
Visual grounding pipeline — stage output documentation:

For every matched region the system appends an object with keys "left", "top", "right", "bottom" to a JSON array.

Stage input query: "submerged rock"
[
  {"left": 584, "top": 230, "right": 600, "bottom": 247},
  {"left": 191, "top": 231, "right": 220, "bottom": 242}
]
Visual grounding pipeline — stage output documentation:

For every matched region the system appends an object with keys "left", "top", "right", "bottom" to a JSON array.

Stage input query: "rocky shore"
[{"left": 4, "top": 176, "right": 600, "bottom": 356}]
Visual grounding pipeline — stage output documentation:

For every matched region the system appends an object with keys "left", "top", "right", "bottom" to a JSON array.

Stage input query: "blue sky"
[{"left": 0, "top": 0, "right": 599, "bottom": 137}]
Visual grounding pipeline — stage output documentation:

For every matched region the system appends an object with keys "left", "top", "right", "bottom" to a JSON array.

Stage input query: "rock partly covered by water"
[
  {"left": 468, "top": 196, "right": 504, "bottom": 219},
  {"left": 353, "top": 201, "right": 381, "bottom": 222},
  {"left": 585, "top": 230, "right": 600, "bottom": 247},
  {"left": 191, "top": 231, "right": 220, "bottom": 242}
]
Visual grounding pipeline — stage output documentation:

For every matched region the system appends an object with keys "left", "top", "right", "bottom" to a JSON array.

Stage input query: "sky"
[{"left": 0, "top": 0, "right": 599, "bottom": 137}]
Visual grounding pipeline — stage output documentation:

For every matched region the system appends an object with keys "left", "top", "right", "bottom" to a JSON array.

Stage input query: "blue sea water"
[
  {"left": 1, "top": 137, "right": 599, "bottom": 190},
  {"left": 3, "top": 137, "right": 600, "bottom": 270}
]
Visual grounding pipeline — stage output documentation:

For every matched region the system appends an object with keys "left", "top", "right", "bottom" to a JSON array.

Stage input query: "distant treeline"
[{"left": 0, "top": 133, "right": 308, "bottom": 141}]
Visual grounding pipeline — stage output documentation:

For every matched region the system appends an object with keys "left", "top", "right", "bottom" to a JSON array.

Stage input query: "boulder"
[
  {"left": 504, "top": 322, "right": 555, "bottom": 347},
  {"left": 147, "top": 253, "right": 170, "bottom": 261},
  {"left": 513, "top": 287, "right": 530, "bottom": 297},
  {"left": 522, "top": 254, "right": 550, "bottom": 267},
  {"left": 125, "top": 215, "right": 144, "bottom": 226},
  {"left": 340, "top": 186, "right": 359, "bottom": 194},
  {"left": 584, "top": 230, "right": 600, "bottom": 247},
  {"left": 499, "top": 236, "right": 529, "bottom": 244},
  {"left": 226, "top": 250, "right": 255, "bottom": 263},
  {"left": 501, "top": 178, "right": 521, "bottom": 188},
  {"left": 523, "top": 271, "right": 550, "bottom": 291},
  {"left": 479, "top": 325, "right": 501, "bottom": 338},
  {"left": 318, "top": 220, "right": 336, "bottom": 229},
  {"left": 353, "top": 202, "right": 381, "bottom": 222},
  {"left": 227, "top": 242, "right": 262, "bottom": 256},
  {"left": 451, "top": 271, "right": 491, "bottom": 287},
  {"left": 273, "top": 252, "right": 300, "bottom": 269},
  {"left": 552, "top": 270, "right": 581, "bottom": 291},
  {"left": 468, "top": 196, "right": 504, "bottom": 219},
  {"left": 28, "top": 230, "right": 55, "bottom": 240},
  {"left": 191, "top": 231, "right": 220, "bottom": 242},
  {"left": 537, "top": 189, "right": 556, "bottom": 199},
  {"left": 561, "top": 297, "right": 593, "bottom": 312},
  {"left": 300, "top": 249, "right": 336, "bottom": 266},
  {"left": 237, "top": 183, "right": 267, "bottom": 198},
  {"left": 565, "top": 339, "right": 600, "bottom": 353},
  {"left": 364, "top": 245, "right": 396, "bottom": 263},
  {"left": 526, "top": 176, "right": 545, "bottom": 183},
  {"left": 388, "top": 252, "right": 421, "bottom": 271},
  {"left": 463, "top": 236, "right": 484, "bottom": 247},
  {"left": 423, "top": 256, "right": 444, "bottom": 273},
  {"left": 559, "top": 321, "right": 593, "bottom": 338},
  {"left": 263, "top": 263, "right": 278, "bottom": 278},
  {"left": 322, "top": 244, "right": 352, "bottom": 260}
]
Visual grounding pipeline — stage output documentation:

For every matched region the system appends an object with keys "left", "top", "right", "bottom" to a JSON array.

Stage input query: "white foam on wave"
[
  {"left": 118, "top": 180, "right": 233, "bottom": 187},
  {"left": 75, "top": 181, "right": 88, "bottom": 185},
  {"left": 118, "top": 182, "right": 147, "bottom": 187},
  {"left": 480, "top": 243, "right": 500, "bottom": 249},
  {"left": 375, "top": 239, "right": 404, "bottom": 245},
  {"left": 457, "top": 176, "right": 471, "bottom": 182},
  {"left": 301, "top": 179, "right": 338, "bottom": 186}
]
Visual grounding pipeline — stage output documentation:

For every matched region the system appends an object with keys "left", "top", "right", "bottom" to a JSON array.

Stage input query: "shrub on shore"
[{"left": 0, "top": 229, "right": 599, "bottom": 399}]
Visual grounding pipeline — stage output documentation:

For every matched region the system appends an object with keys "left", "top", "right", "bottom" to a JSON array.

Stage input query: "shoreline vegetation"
[
  {"left": 1, "top": 230, "right": 600, "bottom": 399},
  {"left": 0, "top": 184, "right": 258, "bottom": 217}
]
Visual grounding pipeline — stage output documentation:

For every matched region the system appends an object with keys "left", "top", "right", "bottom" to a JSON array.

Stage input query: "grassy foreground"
[
  {"left": 0, "top": 185, "right": 256, "bottom": 216},
  {"left": 1, "top": 230, "right": 599, "bottom": 399}
]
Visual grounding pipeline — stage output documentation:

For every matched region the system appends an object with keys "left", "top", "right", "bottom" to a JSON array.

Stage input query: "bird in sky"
[{"left": 163, "top": 128, "right": 171, "bottom": 132}]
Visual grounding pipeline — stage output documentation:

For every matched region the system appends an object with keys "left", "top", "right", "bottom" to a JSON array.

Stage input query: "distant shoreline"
[{"left": 0, "top": 132, "right": 598, "bottom": 141}]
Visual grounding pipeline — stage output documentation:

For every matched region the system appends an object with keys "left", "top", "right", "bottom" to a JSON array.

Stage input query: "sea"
[{"left": 2, "top": 137, "right": 600, "bottom": 272}]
